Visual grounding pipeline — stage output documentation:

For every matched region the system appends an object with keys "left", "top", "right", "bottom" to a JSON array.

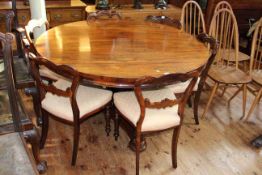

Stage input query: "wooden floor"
[{"left": 22, "top": 86, "right": 262, "bottom": 175}]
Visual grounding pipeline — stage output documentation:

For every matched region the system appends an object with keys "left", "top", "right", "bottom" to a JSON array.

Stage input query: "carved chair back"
[
  {"left": 0, "top": 11, "right": 14, "bottom": 33},
  {"left": 180, "top": 0, "right": 206, "bottom": 36},
  {"left": 28, "top": 54, "right": 81, "bottom": 122},
  {"left": 250, "top": 18, "right": 262, "bottom": 79},
  {"left": 134, "top": 69, "right": 200, "bottom": 132},
  {"left": 0, "top": 32, "right": 22, "bottom": 131},
  {"left": 25, "top": 18, "right": 49, "bottom": 44},
  {"left": 214, "top": 1, "right": 233, "bottom": 13},
  {"left": 0, "top": 11, "right": 14, "bottom": 59},
  {"left": 209, "top": 8, "right": 239, "bottom": 69}
]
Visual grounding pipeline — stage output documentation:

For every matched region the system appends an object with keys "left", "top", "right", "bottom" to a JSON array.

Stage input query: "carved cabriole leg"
[
  {"left": 71, "top": 123, "right": 80, "bottom": 166},
  {"left": 114, "top": 111, "right": 120, "bottom": 141},
  {"left": 172, "top": 126, "right": 181, "bottom": 168},
  {"left": 105, "top": 104, "right": 111, "bottom": 136},
  {"left": 202, "top": 82, "right": 219, "bottom": 118},
  {"left": 243, "top": 88, "right": 262, "bottom": 121},
  {"left": 23, "top": 128, "right": 47, "bottom": 174},
  {"left": 40, "top": 109, "right": 49, "bottom": 149}
]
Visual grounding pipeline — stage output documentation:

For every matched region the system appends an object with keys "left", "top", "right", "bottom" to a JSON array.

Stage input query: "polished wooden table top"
[{"left": 35, "top": 20, "right": 209, "bottom": 86}]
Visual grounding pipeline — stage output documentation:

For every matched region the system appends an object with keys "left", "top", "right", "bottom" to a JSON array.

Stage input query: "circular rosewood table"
[{"left": 35, "top": 20, "right": 209, "bottom": 88}]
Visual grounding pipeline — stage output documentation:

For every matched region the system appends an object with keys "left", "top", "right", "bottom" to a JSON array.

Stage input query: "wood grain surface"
[{"left": 35, "top": 20, "right": 209, "bottom": 87}]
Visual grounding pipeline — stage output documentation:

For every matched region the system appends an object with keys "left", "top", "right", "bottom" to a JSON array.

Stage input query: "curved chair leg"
[
  {"left": 242, "top": 84, "right": 247, "bottom": 118},
  {"left": 105, "top": 104, "right": 111, "bottom": 136},
  {"left": 136, "top": 132, "right": 141, "bottom": 175},
  {"left": 172, "top": 126, "right": 181, "bottom": 168},
  {"left": 71, "top": 123, "right": 80, "bottom": 166},
  {"left": 202, "top": 82, "right": 219, "bottom": 118},
  {"left": 243, "top": 88, "right": 262, "bottom": 121},
  {"left": 40, "top": 109, "right": 49, "bottom": 149},
  {"left": 24, "top": 127, "right": 47, "bottom": 174},
  {"left": 193, "top": 77, "right": 206, "bottom": 125},
  {"left": 114, "top": 112, "right": 120, "bottom": 141},
  {"left": 187, "top": 95, "right": 192, "bottom": 108},
  {"left": 193, "top": 91, "right": 200, "bottom": 125}
]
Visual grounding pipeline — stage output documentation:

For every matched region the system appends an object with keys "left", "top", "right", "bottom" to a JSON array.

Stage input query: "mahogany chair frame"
[
  {"left": 145, "top": 13, "right": 216, "bottom": 125},
  {"left": 0, "top": 32, "right": 47, "bottom": 173},
  {"left": 0, "top": 11, "right": 41, "bottom": 125},
  {"left": 202, "top": 8, "right": 252, "bottom": 118},
  {"left": 0, "top": 11, "right": 35, "bottom": 90},
  {"left": 29, "top": 54, "right": 111, "bottom": 165},
  {"left": 244, "top": 17, "right": 262, "bottom": 121},
  {"left": 115, "top": 70, "right": 200, "bottom": 175},
  {"left": 180, "top": 0, "right": 206, "bottom": 36},
  {"left": 114, "top": 33, "right": 218, "bottom": 175}
]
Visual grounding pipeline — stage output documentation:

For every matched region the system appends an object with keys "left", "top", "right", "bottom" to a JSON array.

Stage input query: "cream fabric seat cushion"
[
  {"left": 166, "top": 78, "right": 200, "bottom": 94},
  {"left": 114, "top": 88, "right": 180, "bottom": 132},
  {"left": 0, "top": 62, "right": 4, "bottom": 73},
  {"left": 39, "top": 66, "right": 63, "bottom": 80},
  {"left": 42, "top": 79, "right": 112, "bottom": 121}
]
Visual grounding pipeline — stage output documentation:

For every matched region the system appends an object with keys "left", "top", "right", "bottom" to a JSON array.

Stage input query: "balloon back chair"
[
  {"left": 28, "top": 54, "right": 113, "bottom": 165},
  {"left": 114, "top": 70, "right": 200, "bottom": 175},
  {"left": 112, "top": 33, "right": 218, "bottom": 175}
]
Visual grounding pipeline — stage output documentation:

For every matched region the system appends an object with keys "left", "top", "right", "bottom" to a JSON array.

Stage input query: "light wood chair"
[
  {"left": 202, "top": 8, "right": 252, "bottom": 118},
  {"left": 214, "top": 1, "right": 233, "bottom": 13},
  {"left": 180, "top": 0, "right": 206, "bottom": 36},
  {"left": 214, "top": 1, "right": 250, "bottom": 64},
  {"left": 28, "top": 54, "right": 113, "bottom": 165},
  {"left": 113, "top": 69, "right": 200, "bottom": 175},
  {"left": 244, "top": 17, "right": 262, "bottom": 121}
]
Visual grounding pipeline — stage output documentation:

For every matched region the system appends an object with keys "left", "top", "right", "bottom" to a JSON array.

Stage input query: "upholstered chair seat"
[
  {"left": 114, "top": 88, "right": 180, "bottom": 132},
  {"left": 0, "top": 61, "right": 3, "bottom": 73},
  {"left": 166, "top": 78, "right": 200, "bottom": 94},
  {"left": 42, "top": 79, "right": 112, "bottom": 121},
  {"left": 39, "top": 66, "right": 63, "bottom": 80}
]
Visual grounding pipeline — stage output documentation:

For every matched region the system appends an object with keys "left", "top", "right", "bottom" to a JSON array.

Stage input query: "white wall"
[{"left": 29, "top": 0, "right": 47, "bottom": 40}]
